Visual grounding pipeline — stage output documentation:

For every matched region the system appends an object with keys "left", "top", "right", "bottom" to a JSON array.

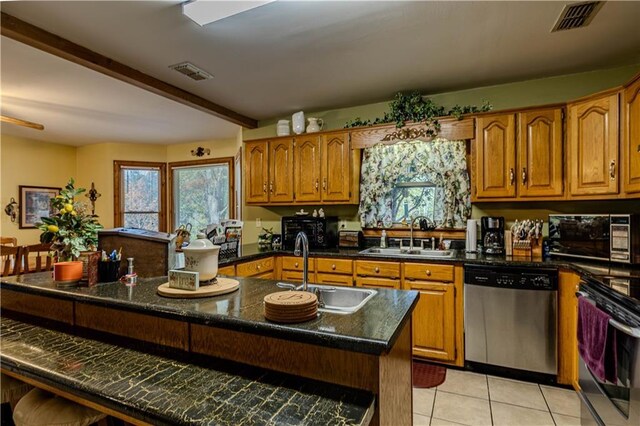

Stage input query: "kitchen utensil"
[
  {"left": 182, "top": 233, "right": 221, "bottom": 281},
  {"left": 306, "top": 117, "right": 323, "bottom": 133}
]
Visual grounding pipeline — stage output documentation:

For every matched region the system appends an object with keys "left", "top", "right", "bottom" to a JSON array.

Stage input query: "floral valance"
[{"left": 358, "top": 138, "right": 471, "bottom": 228}]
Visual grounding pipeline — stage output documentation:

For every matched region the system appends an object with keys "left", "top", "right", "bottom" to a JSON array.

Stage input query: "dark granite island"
[{"left": 0, "top": 273, "right": 418, "bottom": 426}]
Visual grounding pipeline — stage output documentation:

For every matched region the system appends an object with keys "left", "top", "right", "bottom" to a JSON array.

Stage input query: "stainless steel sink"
[
  {"left": 359, "top": 247, "right": 454, "bottom": 258},
  {"left": 275, "top": 283, "right": 376, "bottom": 314}
]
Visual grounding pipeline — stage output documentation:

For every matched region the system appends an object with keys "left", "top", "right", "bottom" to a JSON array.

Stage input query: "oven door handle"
[{"left": 577, "top": 292, "right": 640, "bottom": 338}]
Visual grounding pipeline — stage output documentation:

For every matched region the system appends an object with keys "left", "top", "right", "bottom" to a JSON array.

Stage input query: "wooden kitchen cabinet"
[
  {"left": 623, "top": 76, "right": 640, "bottom": 195},
  {"left": 474, "top": 113, "right": 517, "bottom": 199},
  {"left": 517, "top": 107, "right": 564, "bottom": 198},
  {"left": 315, "top": 257, "right": 353, "bottom": 287},
  {"left": 217, "top": 265, "right": 235, "bottom": 276},
  {"left": 280, "top": 256, "right": 315, "bottom": 283},
  {"left": 321, "top": 132, "right": 351, "bottom": 202},
  {"left": 403, "top": 263, "right": 463, "bottom": 365},
  {"left": 294, "top": 135, "right": 322, "bottom": 203},
  {"left": 245, "top": 141, "right": 269, "bottom": 204},
  {"left": 568, "top": 92, "right": 620, "bottom": 197},
  {"left": 355, "top": 260, "right": 400, "bottom": 289},
  {"left": 235, "top": 257, "right": 275, "bottom": 278},
  {"left": 268, "top": 139, "right": 294, "bottom": 202},
  {"left": 558, "top": 270, "right": 580, "bottom": 389}
]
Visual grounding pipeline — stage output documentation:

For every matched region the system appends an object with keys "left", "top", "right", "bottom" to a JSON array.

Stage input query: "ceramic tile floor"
[{"left": 413, "top": 369, "right": 581, "bottom": 426}]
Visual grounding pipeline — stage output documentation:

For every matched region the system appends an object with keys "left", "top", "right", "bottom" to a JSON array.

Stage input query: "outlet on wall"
[{"left": 256, "top": 218, "right": 262, "bottom": 228}]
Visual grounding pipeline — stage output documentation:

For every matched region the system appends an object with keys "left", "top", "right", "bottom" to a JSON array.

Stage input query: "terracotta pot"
[{"left": 53, "top": 261, "right": 83, "bottom": 283}]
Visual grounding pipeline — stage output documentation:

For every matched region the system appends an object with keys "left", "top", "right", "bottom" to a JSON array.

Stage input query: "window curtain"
[{"left": 359, "top": 138, "right": 471, "bottom": 228}]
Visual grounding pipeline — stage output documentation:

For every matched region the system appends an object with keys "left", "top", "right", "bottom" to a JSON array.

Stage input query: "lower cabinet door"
[
  {"left": 410, "top": 281, "right": 456, "bottom": 362},
  {"left": 355, "top": 277, "right": 400, "bottom": 289}
]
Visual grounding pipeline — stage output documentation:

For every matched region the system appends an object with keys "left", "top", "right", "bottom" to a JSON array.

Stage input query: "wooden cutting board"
[{"left": 157, "top": 277, "right": 239, "bottom": 298}]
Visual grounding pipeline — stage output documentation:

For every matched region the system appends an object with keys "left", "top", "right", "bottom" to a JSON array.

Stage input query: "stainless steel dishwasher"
[{"left": 464, "top": 264, "right": 558, "bottom": 375}]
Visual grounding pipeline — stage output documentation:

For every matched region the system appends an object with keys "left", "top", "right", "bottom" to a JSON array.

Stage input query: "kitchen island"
[{"left": 0, "top": 273, "right": 418, "bottom": 426}]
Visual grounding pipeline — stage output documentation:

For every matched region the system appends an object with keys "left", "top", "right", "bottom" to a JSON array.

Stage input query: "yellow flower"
[
  {"left": 70, "top": 211, "right": 77, "bottom": 216},
  {"left": 59, "top": 209, "right": 66, "bottom": 215},
  {"left": 47, "top": 225, "right": 59, "bottom": 233},
  {"left": 64, "top": 204, "right": 74, "bottom": 212}
]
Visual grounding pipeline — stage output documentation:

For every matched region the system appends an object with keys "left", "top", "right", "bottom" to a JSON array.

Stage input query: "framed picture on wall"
[{"left": 19, "top": 185, "right": 61, "bottom": 229}]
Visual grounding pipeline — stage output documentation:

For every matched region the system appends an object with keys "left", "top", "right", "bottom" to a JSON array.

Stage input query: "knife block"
[{"left": 512, "top": 237, "right": 542, "bottom": 259}]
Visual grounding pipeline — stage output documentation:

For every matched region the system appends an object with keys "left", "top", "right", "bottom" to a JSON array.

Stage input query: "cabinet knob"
[
  {"left": 610, "top": 160, "right": 616, "bottom": 180},
  {"left": 323, "top": 178, "right": 327, "bottom": 191},
  {"left": 509, "top": 168, "right": 515, "bottom": 185},
  {"left": 257, "top": 265, "right": 261, "bottom": 270},
  {"left": 521, "top": 167, "right": 527, "bottom": 185},
  {"left": 262, "top": 183, "right": 267, "bottom": 193},
  {"left": 315, "top": 179, "right": 319, "bottom": 192},
  {"left": 331, "top": 264, "right": 336, "bottom": 270},
  {"left": 270, "top": 181, "right": 274, "bottom": 193},
  {"left": 426, "top": 269, "right": 432, "bottom": 276},
  {"left": 295, "top": 262, "right": 299, "bottom": 268},
  {"left": 374, "top": 267, "right": 380, "bottom": 273}
]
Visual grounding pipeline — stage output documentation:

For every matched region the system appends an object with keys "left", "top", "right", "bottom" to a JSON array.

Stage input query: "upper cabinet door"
[
  {"left": 245, "top": 141, "right": 269, "bottom": 204},
  {"left": 269, "top": 138, "right": 294, "bottom": 203},
  {"left": 321, "top": 132, "right": 351, "bottom": 202},
  {"left": 517, "top": 108, "right": 564, "bottom": 198},
  {"left": 294, "top": 136, "right": 322, "bottom": 203},
  {"left": 623, "top": 78, "right": 640, "bottom": 195},
  {"left": 568, "top": 93, "right": 619, "bottom": 196},
  {"left": 474, "top": 114, "right": 516, "bottom": 199}
]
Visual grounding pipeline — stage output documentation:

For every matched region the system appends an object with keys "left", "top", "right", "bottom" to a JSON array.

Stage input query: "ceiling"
[{"left": 2, "top": 1, "right": 640, "bottom": 145}]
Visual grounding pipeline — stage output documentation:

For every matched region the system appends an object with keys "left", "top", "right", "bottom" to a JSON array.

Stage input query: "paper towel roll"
[{"left": 466, "top": 219, "right": 478, "bottom": 253}]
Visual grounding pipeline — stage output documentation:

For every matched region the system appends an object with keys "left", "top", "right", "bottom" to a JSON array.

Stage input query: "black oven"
[
  {"left": 281, "top": 216, "right": 338, "bottom": 250},
  {"left": 577, "top": 281, "right": 640, "bottom": 426}
]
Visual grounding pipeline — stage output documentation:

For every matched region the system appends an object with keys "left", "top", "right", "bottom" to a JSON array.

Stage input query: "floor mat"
[{"left": 413, "top": 359, "right": 446, "bottom": 388}]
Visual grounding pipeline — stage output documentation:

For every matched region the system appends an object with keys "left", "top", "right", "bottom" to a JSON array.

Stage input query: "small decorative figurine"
[
  {"left": 318, "top": 208, "right": 325, "bottom": 218},
  {"left": 312, "top": 209, "right": 318, "bottom": 217}
]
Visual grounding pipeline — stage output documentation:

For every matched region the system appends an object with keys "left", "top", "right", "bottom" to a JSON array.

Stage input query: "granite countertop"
[
  {"left": 0, "top": 273, "right": 418, "bottom": 355},
  {"left": 0, "top": 318, "right": 374, "bottom": 426}
]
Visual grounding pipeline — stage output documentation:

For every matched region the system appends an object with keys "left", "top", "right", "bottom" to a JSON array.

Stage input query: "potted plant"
[{"left": 38, "top": 178, "right": 103, "bottom": 283}]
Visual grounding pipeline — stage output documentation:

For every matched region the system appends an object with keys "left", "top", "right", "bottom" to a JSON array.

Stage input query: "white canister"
[
  {"left": 306, "top": 117, "right": 324, "bottom": 133},
  {"left": 276, "top": 120, "right": 290, "bottom": 136},
  {"left": 182, "top": 233, "right": 221, "bottom": 281},
  {"left": 292, "top": 111, "right": 305, "bottom": 135}
]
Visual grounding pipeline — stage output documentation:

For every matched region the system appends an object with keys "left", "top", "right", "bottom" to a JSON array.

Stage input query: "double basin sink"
[{"left": 276, "top": 247, "right": 453, "bottom": 315}]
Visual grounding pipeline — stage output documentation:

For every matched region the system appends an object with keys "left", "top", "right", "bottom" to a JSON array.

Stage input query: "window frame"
[
  {"left": 168, "top": 157, "right": 235, "bottom": 232},
  {"left": 113, "top": 160, "right": 167, "bottom": 232}
]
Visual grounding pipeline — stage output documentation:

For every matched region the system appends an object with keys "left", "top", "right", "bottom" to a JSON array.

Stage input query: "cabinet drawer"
[
  {"left": 281, "top": 270, "right": 305, "bottom": 282},
  {"left": 316, "top": 258, "right": 352, "bottom": 274},
  {"left": 217, "top": 265, "right": 235, "bottom": 276},
  {"left": 316, "top": 273, "right": 353, "bottom": 287},
  {"left": 355, "top": 277, "right": 400, "bottom": 289},
  {"left": 254, "top": 271, "right": 274, "bottom": 280},
  {"left": 356, "top": 260, "right": 400, "bottom": 279},
  {"left": 236, "top": 257, "right": 274, "bottom": 277},
  {"left": 281, "top": 256, "right": 315, "bottom": 272},
  {"left": 403, "top": 263, "right": 454, "bottom": 282}
]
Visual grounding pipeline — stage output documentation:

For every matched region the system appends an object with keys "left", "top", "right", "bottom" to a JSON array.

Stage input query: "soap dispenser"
[{"left": 380, "top": 230, "right": 387, "bottom": 248}]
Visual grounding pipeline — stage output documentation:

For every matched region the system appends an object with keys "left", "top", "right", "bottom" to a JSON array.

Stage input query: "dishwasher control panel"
[{"left": 464, "top": 265, "right": 558, "bottom": 290}]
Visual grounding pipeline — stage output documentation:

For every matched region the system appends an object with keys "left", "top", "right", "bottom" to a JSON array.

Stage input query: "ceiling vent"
[
  {"left": 551, "top": 1, "right": 604, "bottom": 32},
  {"left": 169, "top": 62, "right": 213, "bottom": 81}
]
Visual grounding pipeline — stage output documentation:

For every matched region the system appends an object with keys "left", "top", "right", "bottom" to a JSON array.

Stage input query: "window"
[
  {"left": 391, "top": 180, "right": 443, "bottom": 224},
  {"left": 114, "top": 161, "right": 167, "bottom": 232},
  {"left": 169, "top": 158, "right": 234, "bottom": 234}
]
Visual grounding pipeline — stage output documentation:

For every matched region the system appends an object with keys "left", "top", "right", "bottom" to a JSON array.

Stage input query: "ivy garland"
[{"left": 344, "top": 91, "right": 492, "bottom": 134}]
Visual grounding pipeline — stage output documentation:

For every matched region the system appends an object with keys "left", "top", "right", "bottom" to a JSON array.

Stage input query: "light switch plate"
[{"left": 256, "top": 218, "right": 262, "bottom": 228}]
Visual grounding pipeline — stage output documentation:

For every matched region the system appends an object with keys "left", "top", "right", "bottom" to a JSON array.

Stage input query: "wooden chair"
[
  {"left": 1, "top": 245, "right": 24, "bottom": 276},
  {"left": 0, "top": 237, "right": 17, "bottom": 246},
  {"left": 24, "top": 243, "right": 53, "bottom": 273}
]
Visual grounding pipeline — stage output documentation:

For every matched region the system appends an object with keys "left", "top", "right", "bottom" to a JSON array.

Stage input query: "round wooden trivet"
[
  {"left": 264, "top": 291, "right": 318, "bottom": 323},
  {"left": 157, "top": 278, "right": 239, "bottom": 298}
]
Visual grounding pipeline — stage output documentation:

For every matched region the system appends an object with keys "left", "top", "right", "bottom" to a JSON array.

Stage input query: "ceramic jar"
[
  {"left": 182, "top": 233, "right": 220, "bottom": 282},
  {"left": 292, "top": 111, "right": 305, "bottom": 135},
  {"left": 276, "top": 120, "right": 290, "bottom": 136},
  {"left": 306, "top": 117, "right": 323, "bottom": 133}
]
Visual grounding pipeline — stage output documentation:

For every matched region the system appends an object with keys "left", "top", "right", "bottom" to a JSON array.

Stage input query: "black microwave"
[
  {"left": 548, "top": 214, "right": 640, "bottom": 264},
  {"left": 281, "top": 216, "right": 338, "bottom": 250}
]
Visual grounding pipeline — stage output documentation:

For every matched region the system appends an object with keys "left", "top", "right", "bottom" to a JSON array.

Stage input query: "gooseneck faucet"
[
  {"left": 409, "top": 216, "right": 431, "bottom": 252},
  {"left": 294, "top": 231, "right": 310, "bottom": 291}
]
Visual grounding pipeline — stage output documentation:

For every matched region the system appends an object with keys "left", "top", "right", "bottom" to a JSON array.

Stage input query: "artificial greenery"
[
  {"left": 344, "top": 91, "right": 492, "bottom": 133},
  {"left": 38, "top": 178, "right": 103, "bottom": 261}
]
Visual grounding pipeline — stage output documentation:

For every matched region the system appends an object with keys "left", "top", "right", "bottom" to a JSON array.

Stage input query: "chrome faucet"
[
  {"left": 409, "top": 216, "right": 430, "bottom": 252},
  {"left": 294, "top": 231, "right": 310, "bottom": 291}
]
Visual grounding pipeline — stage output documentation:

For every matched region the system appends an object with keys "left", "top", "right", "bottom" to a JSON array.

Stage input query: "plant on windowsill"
[{"left": 37, "top": 178, "right": 103, "bottom": 282}]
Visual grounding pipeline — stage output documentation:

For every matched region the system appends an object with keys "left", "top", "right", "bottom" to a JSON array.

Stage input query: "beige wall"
[{"left": 0, "top": 134, "right": 78, "bottom": 245}]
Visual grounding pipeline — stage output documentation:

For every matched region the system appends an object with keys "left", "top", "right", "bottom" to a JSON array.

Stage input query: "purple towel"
[{"left": 577, "top": 297, "right": 617, "bottom": 383}]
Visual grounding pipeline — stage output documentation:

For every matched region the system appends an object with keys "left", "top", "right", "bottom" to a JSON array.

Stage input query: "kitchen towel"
[{"left": 577, "top": 297, "right": 618, "bottom": 383}]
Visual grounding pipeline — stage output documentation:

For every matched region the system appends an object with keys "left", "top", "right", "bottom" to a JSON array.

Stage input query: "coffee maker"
[{"left": 481, "top": 216, "right": 505, "bottom": 255}]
